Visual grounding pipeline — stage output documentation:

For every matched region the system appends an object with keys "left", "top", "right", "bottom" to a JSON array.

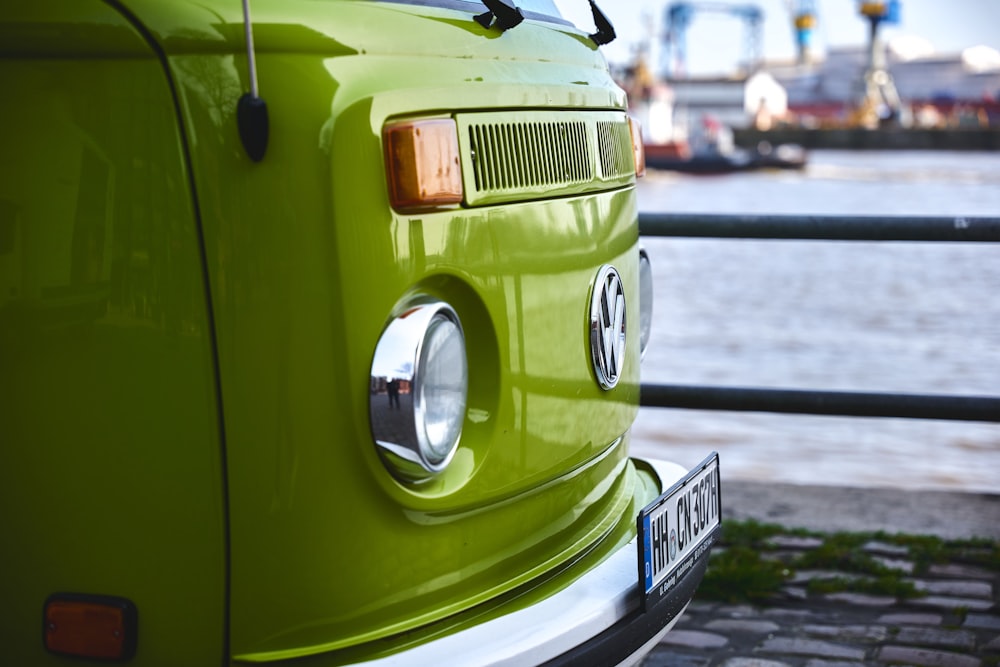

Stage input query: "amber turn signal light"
[
  {"left": 628, "top": 116, "right": 646, "bottom": 178},
  {"left": 384, "top": 118, "right": 463, "bottom": 211},
  {"left": 44, "top": 593, "right": 137, "bottom": 661}
]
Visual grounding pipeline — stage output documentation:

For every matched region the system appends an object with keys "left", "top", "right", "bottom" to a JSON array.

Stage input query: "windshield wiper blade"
[
  {"left": 588, "top": 0, "right": 616, "bottom": 45},
  {"left": 475, "top": 0, "right": 524, "bottom": 31}
]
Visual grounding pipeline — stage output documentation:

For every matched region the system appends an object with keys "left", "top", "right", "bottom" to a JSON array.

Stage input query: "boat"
[
  {"left": 644, "top": 113, "right": 807, "bottom": 174},
  {"left": 644, "top": 139, "right": 807, "bottom": 174},
  {"left": 620, "top": 54, "right": 807, "bottom": 175}
]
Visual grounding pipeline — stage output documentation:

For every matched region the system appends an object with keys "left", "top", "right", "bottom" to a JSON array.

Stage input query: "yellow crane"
[
  {"left": 790, "top": 0, "right": 817, "bottom": 64},
  {"left": 853, "top": 0, "right": 906, "bottom": 127}
]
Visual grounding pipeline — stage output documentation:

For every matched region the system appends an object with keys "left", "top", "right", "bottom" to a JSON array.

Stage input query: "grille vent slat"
[
  {"left": 597, "top": 120, "right": 633, "bottom": 180},
  {"left": 458, "top": 111, "right": 634, "bottom": 206}
]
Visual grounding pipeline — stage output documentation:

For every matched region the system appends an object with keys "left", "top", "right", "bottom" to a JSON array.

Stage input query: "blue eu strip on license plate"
[{"left": 637, "top": 453, "right": 721, "bottom": 611}]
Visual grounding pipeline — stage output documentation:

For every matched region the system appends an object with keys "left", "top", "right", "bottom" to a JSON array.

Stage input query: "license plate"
[{"left": 638, "top": 453, "right": 721, "bottom": 610}]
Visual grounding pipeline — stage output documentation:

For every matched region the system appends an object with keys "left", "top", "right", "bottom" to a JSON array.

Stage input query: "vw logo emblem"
[{"left": 589, "top": 264, "right": 626, "bottom": 390}]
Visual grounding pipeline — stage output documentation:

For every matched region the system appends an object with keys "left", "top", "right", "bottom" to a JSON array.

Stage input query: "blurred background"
[
  {"left": 555, "top": 1, "right": 1000, "bottom": 493},
  {"left": 557, "top": 0, "right": 1000, "bottom": 79},
  {"left": 631, "top": 154, "right": 1000, "bottom": 493}
]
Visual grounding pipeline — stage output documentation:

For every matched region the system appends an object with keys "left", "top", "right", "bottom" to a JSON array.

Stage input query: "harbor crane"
[
  {"left": 789, "top": 0, "right": 817, "bottom": 64},
  {"left": 663, "top": 2, "right": 764, "bottom": 77},
  {"left": 855, "top": 0, "right": 906, "bottom": 126}
]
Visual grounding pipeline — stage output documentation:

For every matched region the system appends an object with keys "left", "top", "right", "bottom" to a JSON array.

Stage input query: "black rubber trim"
[{"left": 541, "top": 541, "right": 713, "bottom": 667}]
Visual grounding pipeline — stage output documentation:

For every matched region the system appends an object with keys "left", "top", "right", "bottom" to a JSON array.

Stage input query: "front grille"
[
  {"left": 456, "top": 111, "right": 635, "bottom": 206},
  {"left": 469, "top": 121, "right": 593, "bottom": 192},
  {"left": 597, "top": 120, "right": 634, "bottom": 180}
]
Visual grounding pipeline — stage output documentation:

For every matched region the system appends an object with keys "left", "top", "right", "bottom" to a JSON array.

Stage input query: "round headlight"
[
  {"left": 415, "top": 315, "right": 467, "bottom": 466},
  {"left": 638, "top": 247, "right": 654, "bottom": 359},
  {"left": 370, "top": 301, "right": 468, "bottom": 482}
]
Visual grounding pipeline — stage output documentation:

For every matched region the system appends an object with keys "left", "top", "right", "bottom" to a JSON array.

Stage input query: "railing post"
[
  {"left": 640, "top": 384, "right": 1000, "bottom": 423},
  {"left": 637, "top": 212, "right": 1000, "bottom": 422},
  {"left": 638, "top": 213, "right": 1000, "bottom": 242}
]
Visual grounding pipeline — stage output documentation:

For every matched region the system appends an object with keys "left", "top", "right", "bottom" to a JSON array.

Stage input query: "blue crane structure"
[
  {"left": 791, "top": 0, "right": 817, "bottom": 64},
  {"left": 663, "top": 2, "right": 764, "bottom": 77}
]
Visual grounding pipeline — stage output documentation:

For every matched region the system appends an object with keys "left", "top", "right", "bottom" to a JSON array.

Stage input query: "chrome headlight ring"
[{"left": 370, "top": 300, "right": 468, "bottom": 483}]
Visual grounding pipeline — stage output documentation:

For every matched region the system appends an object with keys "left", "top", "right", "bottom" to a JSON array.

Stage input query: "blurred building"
[
  {"left": 619, "top": 44, "right": 1000, "bottom": 141},
  {"left": 768, "top": 44, "right": 1000, "bottom": 127},
  {"left": 667, "top": 71, "right": 787, "bottom": 129}
]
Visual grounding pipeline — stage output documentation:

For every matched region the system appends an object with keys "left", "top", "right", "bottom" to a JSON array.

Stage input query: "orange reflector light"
[
  {"left": 44, "top": 594, "right": 137, "bottom": 661},
  {"left": 384, "top": 118, "right": 463, "bottom": 211},
  {"left": 628, "top": 116, "right": 646, "bottom": 178}
]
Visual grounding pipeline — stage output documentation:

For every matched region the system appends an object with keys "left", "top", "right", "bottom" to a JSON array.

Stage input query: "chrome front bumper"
[{"left": 356, "top": 458, "right": 710, "bottom": 667}]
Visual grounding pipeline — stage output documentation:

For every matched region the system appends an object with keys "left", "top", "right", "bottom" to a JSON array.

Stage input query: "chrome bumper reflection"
[{"left": 355, "top": 458, "right": 694, "bottom": 667}]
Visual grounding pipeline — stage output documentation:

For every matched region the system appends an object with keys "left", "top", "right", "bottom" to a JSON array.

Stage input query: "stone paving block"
[
  {"left": 823, "top": 592, "right": 896, "bottom": 607},
  {"left": 722, "top": 658, "right": 791, "bottom": 667},
  {"left": 716, "top": 605, "right": 759, "bottom": 618},
  {"left": 659, "top": 629, "right": 729, "bottom": 649},
  {"left": 802, "top": 623, "right": 888, "bottom": 642},
  {"left": 892, "top": 626, "right": 976, "bottom": 651},
  {"left": 770, "top": 535, "right": 825, "bottom": 550},
  {"left": 758, "top": 637, "right": 866, "bottom": 661},
  {"left": 871, "top": 555, "right": 915, "bottom": 573},
  {"left": 762, "top": 608, "right": 817, "bottom": 619},
  {"left": 909, "top": 595, "right": 995, "bottom": 611},
  {"left": 762, "top": 551, "right": 802, "bottom": 565},
  {"left": 877, "top": 644, "right": 981, "bottom": 667},
  {"left": 927, "top": 563, "right": 996, "bottom": 580},
  {"left": 804, "top": 660, "right": 867, "bottom": 667},
  {"left": 862, "top": 541, "right": 910, "bottom": 557},
  {"left": 780, "top": 586, "right": 809, "bottom": 600},
  {"left": 704, "top": 619, "right": 781, "bottom": 634},
  {"left": 789, "top": 569, "right": 848, "bottom": 584},
  {"left": 983, "top": 636, "right": 1000, "bottom": 653},
  {"left": 877, "top": 612, "right": 943, "bottom": 626},
  {"left": 963, "top": 613, "right": 1000, "bottom": 631},
  {"left": 642, "top": 650, "right": 711, "bottom": 667},
  {"left": 687, "top": 600, "right": 718, "bottom": 614},
  {"left": 910, "top": 579, "right": 993, "bottom": 598}
]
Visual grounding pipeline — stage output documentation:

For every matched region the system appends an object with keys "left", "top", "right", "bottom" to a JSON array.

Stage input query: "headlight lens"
[
  {"left": 415, "top": 314, "right": 467, "bottom": 465},
  {"left": 638, "top": 247, "right": 653, "bottom": 359},
  {"left": 370, "top": 301, "right": 468, "bottom": 482}
]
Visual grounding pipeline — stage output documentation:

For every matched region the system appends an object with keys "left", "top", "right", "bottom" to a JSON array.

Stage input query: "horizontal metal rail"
[
  {"left": 638, "top": 212, "right": 1000, "bottom": 242},
  {"left": 637, "top": 212, "right": 1000, "bottom": 422},
  {"left": 640, "top": 384, "right": 1000, "bottom": 423}
]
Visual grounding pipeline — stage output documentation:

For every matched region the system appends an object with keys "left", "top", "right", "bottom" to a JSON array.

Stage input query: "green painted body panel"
[
  {"left": 0, "top": 2, "right": 226, "bottom": 666},
  {"left": 0, "top": 1, "right": 662, "bottom": 664}
]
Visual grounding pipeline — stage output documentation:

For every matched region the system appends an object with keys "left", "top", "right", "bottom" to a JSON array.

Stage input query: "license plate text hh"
[{"left": 638, "top": 453, "right": 721, "bottom": 610}]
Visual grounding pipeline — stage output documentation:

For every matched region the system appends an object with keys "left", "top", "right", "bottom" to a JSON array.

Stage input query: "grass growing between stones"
[
  {"left": 888, "top": 533, "right": 1000, "bottom": 573},
  {"left": 697, "top": 520, "right": 791, "bottom": 603},
  {"left": 697, "top": 519, "right": 1000, "bottom": 604},
  {"left": 696, "top": 544, "right": 791, "bottom": 603},
  {"left": 804, "top": 574, "right": 919, "bottom": 598}
]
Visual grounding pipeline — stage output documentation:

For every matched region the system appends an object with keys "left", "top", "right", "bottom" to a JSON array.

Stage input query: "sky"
[{"left": 554, "top": 0, "right": 1000, "bottom": 76}]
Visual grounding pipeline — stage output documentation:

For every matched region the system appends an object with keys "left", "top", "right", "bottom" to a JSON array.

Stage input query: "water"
[{"left": 632, "top": 150, "right": 1000, "bottom": 493}]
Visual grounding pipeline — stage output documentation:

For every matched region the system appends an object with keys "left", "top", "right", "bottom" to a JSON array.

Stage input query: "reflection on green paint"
[{"left": 0, "top": 1, "right": 655, "bottom": 664}]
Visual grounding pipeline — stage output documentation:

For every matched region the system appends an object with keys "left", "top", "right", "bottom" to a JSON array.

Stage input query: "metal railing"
[{"left": 637, "top": 213, "right": 1000, "bottom": 424}]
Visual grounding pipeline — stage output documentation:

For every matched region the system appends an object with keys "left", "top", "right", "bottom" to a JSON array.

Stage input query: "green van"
[{"left": 0, "top": 1, "right": 720, "bottom": 664}]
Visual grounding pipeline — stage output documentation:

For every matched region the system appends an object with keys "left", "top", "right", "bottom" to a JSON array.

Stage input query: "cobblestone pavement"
[{"left": 641, "top": 483, "right": 1000, "bottom": 667}]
